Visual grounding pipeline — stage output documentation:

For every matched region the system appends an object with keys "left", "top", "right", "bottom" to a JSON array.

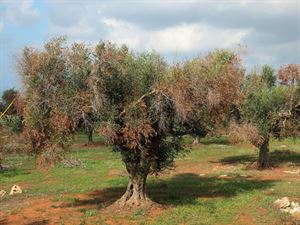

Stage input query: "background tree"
[
  {"left": 261, "top": 64, "right": 276, "bottom": 88},
  {"left": 276, "top": 64, "right": 300, "bottom": 138},
  {"left": 180, "top": 49, "right": 245, "bottom": 145},
  {"left": 18, "top": 38, "right": 91, "bottom": 166},
  {"left": 238, "top": 65, "right": 295, "bottom": 169},
  {"left": 0, "top": 88, "right": 24, "bottom": 168},
  {"left": 0, "top": 88, "right": 19, "bottom": 115}
]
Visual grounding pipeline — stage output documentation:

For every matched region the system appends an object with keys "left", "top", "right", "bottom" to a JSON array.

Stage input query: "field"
[{"left": 0, "top": 135, "right": 300, "bottom": 225}]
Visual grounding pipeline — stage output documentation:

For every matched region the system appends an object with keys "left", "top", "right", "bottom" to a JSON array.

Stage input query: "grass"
[{"left": 0, "top": 134, "right": 300, "bottom": 224}]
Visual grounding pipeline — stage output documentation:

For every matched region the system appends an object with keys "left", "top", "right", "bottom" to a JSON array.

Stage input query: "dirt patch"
[
  {"left": 171, "top": 161, "right": 219, "bottom": 175},
  {"left": 0, "top": 190, "right": 167, "bottom": 225},
  {"left": 257, "top": 207, "right": 268, "bottom": 216},
  {"left": 252, "top": 167, "right": 300, "bottom": 181},
  {"left": 237, "top": 214, "right": 257, "bottom": 225},
  {"left": 107, "top": 169, "right": 127, "bottom": 178},
  {"left": 0, "top": 196, "right": 83, "bottom": 225}
]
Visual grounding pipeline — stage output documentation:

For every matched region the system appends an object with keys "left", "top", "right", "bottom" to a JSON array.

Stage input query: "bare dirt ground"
[{"left": 0, "top": 192, "right": 166, "bottom": 225}]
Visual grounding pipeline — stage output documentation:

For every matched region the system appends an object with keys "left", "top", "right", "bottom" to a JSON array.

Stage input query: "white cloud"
[
  {"left": 3, "top": 0, "right": 39, "bottom": 26},
  {"left": 49, "top": 17, "right": 98, "bottom": 41},
  {"left": 100, "top": 19, "right": 250, "bottom": 54},
  {"left": 146, "top": 24, "right": 250, "bottom": 53},
  {"left": 100, "top": 18, "right": 142, "bottom": 48},
  {"left": 48, "top": 12, "right": 250, "bottom": 55}
]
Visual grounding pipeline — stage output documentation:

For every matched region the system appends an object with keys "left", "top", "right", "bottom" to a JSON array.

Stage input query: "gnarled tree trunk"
[
  {"left": 115, "top": 135, "right": 162, "bottom": 207},
  {"left": 117, "top": 171, "right": 151, "bottom": 207},
  {"left": 115, "top": 150, "right": 154, "bottom": 207},
  {"left": 256, "top": 137, "right": 270, "bottom": 169}
]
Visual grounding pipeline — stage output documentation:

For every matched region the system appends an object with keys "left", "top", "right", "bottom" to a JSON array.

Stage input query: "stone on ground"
[
  {"left": 9, "top": 185, "right": 22, "bottom": 195},
  {"left": 274, "top": 197, "right": 290, "bottom": 209},
  {"left": 0, "top": 190, "right": 6, "bottom": 197}
]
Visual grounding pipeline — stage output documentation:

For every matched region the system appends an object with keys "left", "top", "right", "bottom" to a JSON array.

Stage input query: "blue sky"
[{"left": 0, "top": 0, "right": 299, "bottom": 94}]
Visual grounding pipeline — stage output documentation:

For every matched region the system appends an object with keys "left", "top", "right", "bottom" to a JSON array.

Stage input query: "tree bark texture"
[{"left": 256, "top": 137, "right": 270, "bottom": 169}]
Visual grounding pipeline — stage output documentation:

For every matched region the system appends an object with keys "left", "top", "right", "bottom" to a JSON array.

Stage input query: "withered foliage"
[
  {"left": 278, "top": 64, "right": 300, "bottom": 85},
  {"left": 228, "top": 122, "right": 264, "bottom": 146},
  {"left": 275, "top": 64, "right": 300, "bottom": 138},
  {"left": 177, "top": 49, "right": 245, "bottom": 138},
  {"left": 18, "top": 38, "right": 92, "bottom": 167}
]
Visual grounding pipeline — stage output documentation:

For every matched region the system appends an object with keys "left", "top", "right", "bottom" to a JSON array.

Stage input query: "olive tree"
[
  {"left": 91, "top": 46, "right": 244, "bottom": 206},
  {"left": 18, "top": 38, "right": 91, "bottom": 165},
  {"left": 238, "top": 64, "right": 299, "bottom": 169},
  {"left": 181, "top": 49, "right": 245, "bottom": 144},
  {"left": 90, "top": 43, "right": 194, "bottom": 207},
  {"left": 19, "top": 38, "right": 244, "bottom": 207},
  {"left": 277, "top": 64, "right": 300, "bottom": 138}
]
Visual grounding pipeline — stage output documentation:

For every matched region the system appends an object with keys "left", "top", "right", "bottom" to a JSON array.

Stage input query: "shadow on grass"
[
  {"left": 219, "top": 154, "right": 256, "bottom": 165},
  {"left": 61, "top": 173, "right": 274, "bottom": 209},
  {"left": 0, "top": 167, "right": 31, "bottom": 178},
  {"left": 219, "top": 149, "right": 300, "bottom": 167},
  {"left": 200, "top": 136, "right": 230, "bottom": 145}
]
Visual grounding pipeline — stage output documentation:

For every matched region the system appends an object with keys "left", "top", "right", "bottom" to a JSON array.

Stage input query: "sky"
[{"left": 0, "top": 0, "right": 299, "bottom": 93}]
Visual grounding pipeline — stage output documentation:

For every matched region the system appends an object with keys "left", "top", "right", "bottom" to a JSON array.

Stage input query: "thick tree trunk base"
[
  {"left": 113, "top": 176, "right": 156, "bottom": 208},
  {"left": 115, "top": 192, "right": 154, "bottom": 208},
  {"left": 251, "top": 161, "right": 271, "bottom": 170}
]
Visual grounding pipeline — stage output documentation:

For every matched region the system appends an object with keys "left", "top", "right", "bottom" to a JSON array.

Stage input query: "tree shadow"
[
  {"left": 200, "top": 136, "right": 230, "bottom": 145},
  {"left": 149, "top": 173, "right": 273, "bottom": 205},
  {"left": 60, "top": 173, "right": 274, "bottom": 209},
  {"left": 0, "top": 167, "right": 30, "bottom": 178},
  {"left": 219, "top": 154, "right": 256, "bottom": 165},
  {"left": 26, "top": 220, "right": 49, "bottom": 225},
  {"left": 0, "top": 219, "right": 49, "bottom": 225},
  {"left": 0, "top": 219, "right": 7, "bottom": 225},
  {"left": 219, "top": 149, "right": 300, "bottom": 167},
  {"left": 270, "top": 150, "right": 300, "bottom": 166}
]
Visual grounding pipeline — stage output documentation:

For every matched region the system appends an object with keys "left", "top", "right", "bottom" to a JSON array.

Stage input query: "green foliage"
[
  {"left": 261, "top": 65, "right": 276, "bottom": 88},
  {"left": 92, "top": 42, "right": 184, "bottom": 174},
  {"left": 151, "top": 136, "right": 188, "bottom": 173},
  {"left": 241, "top": 83, "right": 287, "bottom": 136},
  {"left": 241, "top": 74, "right": 288, "bottom": 136},
  {"left": 0, "top": 115, "right": 23, "bottom": 134},
  {"left": 0, "top": 88, "right": 18, "bottom": 115}
]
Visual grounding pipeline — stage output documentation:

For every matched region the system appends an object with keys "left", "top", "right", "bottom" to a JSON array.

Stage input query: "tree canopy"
[
  {"left": 17, "top": 38, "right": 245, "bottom": 207},
  {"left": 234, "top": 64, "right": 300, "bottom": 168}
]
